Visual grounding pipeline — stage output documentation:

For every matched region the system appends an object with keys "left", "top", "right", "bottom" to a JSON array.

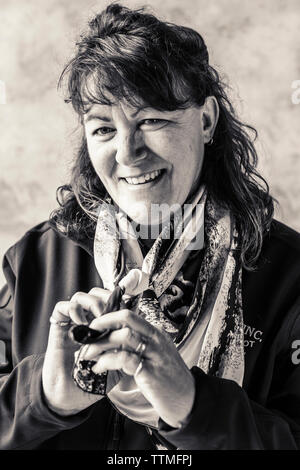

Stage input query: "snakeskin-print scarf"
[{"left": 74, "top": 186, "right": 244, "bottom": 429}]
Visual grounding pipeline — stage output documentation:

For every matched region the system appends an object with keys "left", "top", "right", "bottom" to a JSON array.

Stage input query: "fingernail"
[{"left": 91, "top": 364, "right": 103, "bottom": 374}]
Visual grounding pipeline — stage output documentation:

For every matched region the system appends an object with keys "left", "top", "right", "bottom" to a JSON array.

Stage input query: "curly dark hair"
[{"left": 50, "top": 2, "right": 274, "bottom": 269}]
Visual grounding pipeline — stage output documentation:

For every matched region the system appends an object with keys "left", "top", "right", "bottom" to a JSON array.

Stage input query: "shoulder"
[
  {"left": 266, "top": 219, "right": 300, "bottom": 255},
  {"left": 4, "top": 220, "right": 92, "bottom": 273},
  {"left": 244, "top": 218, "right": 300, "bottom": 291},
  {"left": 259, "top": 219, "right": 300, "bottom": 278},
  {"left": 246, "top": 218, "right": 300, "bottom": 285},
  {"left": 243, "top": 219, "right": 300, "bottom": 336},
  {"left": 5, "top": 221, "right": 62, "bottom": 259}
]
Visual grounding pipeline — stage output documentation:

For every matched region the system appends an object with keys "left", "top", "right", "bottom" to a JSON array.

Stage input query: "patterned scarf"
[{"left": 88, "top": 186, "right": 245, "bottom": 428}]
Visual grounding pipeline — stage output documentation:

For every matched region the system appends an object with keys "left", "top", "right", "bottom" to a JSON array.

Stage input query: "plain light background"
[{"left": 0, "top": 0, "right": 300, "bottom": 286}]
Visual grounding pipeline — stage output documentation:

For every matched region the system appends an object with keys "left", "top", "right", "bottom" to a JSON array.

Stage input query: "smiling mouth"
[{"left": 122, "top": 169, "right": 164, "bottom": 185}]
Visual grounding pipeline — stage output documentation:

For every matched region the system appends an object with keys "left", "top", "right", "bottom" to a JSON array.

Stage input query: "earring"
[{"left": 207, "top": 137, "right": 214, "bottom": 146}]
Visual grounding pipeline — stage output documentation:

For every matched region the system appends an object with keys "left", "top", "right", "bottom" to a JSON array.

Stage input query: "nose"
[{"left": 115, "top": 129, "right": 147, "bottom": 167}]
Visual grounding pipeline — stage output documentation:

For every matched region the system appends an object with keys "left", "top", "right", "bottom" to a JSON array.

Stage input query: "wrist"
[
  {"left": 42, "top": 387, "right": 80, "bottom": 417},
  {"left": 160, "top": 373, "right": 196, "bottom": 429}
]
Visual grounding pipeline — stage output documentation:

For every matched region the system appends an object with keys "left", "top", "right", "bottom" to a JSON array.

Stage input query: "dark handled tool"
[{"left": 70, "top": 285, "right": 125, "bottom": 344}]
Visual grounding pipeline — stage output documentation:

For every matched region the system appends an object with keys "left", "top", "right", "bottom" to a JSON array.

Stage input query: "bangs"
[
  {"left": 62, "top": 41, "right": 200, "bottom": 115},
  {"left": 59, "top": 5, "right": 210, "bottom": 115}
]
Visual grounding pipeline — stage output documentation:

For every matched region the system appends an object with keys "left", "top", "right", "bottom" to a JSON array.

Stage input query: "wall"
[{"left": 0, "top": 0, "right": 299, "bottom": 286}]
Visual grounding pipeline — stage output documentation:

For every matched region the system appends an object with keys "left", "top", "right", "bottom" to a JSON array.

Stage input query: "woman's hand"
[
  {"left": 42, "top": 287, "right": 120, "bottom": 416},
  {"left": 80, "top": 308, "right": 196, "bottom": 429}
]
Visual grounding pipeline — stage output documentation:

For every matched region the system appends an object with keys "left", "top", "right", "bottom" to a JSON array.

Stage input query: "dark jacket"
[{"left": 0, "top": 219, "right": 300, "bottom": 450}]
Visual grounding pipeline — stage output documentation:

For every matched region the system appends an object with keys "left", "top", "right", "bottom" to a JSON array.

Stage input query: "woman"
[{"left": 0, "top": 3, "right": 300, "bottom": 450}]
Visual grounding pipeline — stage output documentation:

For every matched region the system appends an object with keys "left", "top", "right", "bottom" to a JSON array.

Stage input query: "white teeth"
[{"left": 124, "top": 170, "right": 162, "bottom": 185}]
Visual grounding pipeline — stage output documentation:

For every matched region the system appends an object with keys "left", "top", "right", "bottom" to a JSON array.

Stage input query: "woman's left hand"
[{"left": 80, "top": 306, "right": 196, "bottom": 429}]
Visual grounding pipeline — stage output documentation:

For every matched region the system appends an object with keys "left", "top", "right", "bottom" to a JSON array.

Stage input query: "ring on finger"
[
  {"left": 135, "top": 340, "right": 147, "bottom": 356},
  {"left": 49, "top": 316, "right": 72, "bottom": 327},
  {"left": 134, "top": 357, "right": 144, "bottom": 377},
  {"left": 121, "top": 327, "right": 134, "bottom": 350}
]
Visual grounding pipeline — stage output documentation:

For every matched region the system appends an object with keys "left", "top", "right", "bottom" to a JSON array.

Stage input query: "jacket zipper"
[{"left": 106, "top": 396, "right": 174, "bottom": 450}]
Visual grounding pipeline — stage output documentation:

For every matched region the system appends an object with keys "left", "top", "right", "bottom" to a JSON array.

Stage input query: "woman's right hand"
[{"left": 42, "top": 287, "right": 118, "bottom": 416}]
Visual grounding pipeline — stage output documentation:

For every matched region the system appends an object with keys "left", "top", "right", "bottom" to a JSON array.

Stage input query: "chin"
[
  {"left": 120, "top": 197, "right": 181, "bottom": 228},
  {"left": 120, "top": 201, "right": 155, "bottom": 226}
]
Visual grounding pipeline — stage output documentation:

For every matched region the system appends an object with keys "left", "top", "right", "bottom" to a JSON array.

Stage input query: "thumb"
[{"left": 106, "top": 370, "right": 122, "bottom": 393}]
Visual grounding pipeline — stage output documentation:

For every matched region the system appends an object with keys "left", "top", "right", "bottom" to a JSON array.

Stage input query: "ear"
[{"left": 201, "top": 96, "right": 219, "bottom": 143}]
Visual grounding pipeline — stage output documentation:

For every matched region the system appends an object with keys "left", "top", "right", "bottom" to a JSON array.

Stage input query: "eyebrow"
[
  {"left": 84, "top": 114, "right": 112, "bottom": 123},
  {"left": 84, "top": 105, "right": 152, "bottom": 123},
  {"left": 129, "top": 106, "right": 151, "bottom": 117}
]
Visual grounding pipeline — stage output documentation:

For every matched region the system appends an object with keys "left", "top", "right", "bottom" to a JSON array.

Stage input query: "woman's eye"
[
  {"left": 142, "top": 119, "right": 165, "bottom": 124},
  {"left": 93, "top": 126, "right": 115, "bottom": 136},
  {"left": 140, "top": 119, "right": 169, "bottom": 130}
]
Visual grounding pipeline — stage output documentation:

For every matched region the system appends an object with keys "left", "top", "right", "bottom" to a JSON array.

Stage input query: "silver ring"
[
  {"left": 135, "top": 341, "right": 146, "bottom": 356},
  {"left": 134, "top": 357, "right": 144, "bottom": 377},
  {"left": 49, "top": 316, "right": 72, "bottom": 327}
]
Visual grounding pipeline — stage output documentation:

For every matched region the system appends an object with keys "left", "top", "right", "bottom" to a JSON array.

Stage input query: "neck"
[{"left": 136, "top": 223, "right": 164, "bottom": 251}]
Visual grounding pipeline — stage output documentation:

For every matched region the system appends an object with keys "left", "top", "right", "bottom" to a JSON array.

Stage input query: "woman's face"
[{"left": 84, "top": 101, "right": 207, "bottom": 225}]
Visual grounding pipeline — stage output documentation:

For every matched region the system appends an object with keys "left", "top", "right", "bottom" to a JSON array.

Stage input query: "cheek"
[
  {"left": 87, "top": 141, "right": 114, "bottom": 180},
  {"left": 185, "top": 131, "right": 204, "bottom": 172},
  {"left": 168, "top": 135, "right": 203, "bottom": 177},
  {"left": 144, "top": 132, "right": 171, "bottom": 156},
  {"left": 145, "top": 130, "right": 189, "bottom": 167}
]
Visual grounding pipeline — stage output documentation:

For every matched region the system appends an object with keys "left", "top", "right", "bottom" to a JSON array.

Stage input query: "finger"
[
  {"left": 48, "top": 301, "right": 76, "bottom": 345},
  {"left": 70, "top": 291, "right": 111, "bottom": 318},
  {"left": 110, "top": 327, "right": 151, "bottom": 352},
  {"left": 51, "top": 301, "right": 71, "bottom": 322},
  {"left": 89, "top": 309, "right": 160, "bottom": 340},
  {"left": 69, "top": 301, "right": 88, "bottom": 325},
  {"left": 74, "top": 344, "right": 90, "bottom": 363},
  {"left": 88, "top": 287, "right": 112, "bottom": 299},
  {"left": 92, "top": 349, "right": 143, "bottom": 376},
  {"left": 81, "top": 327, "right": 155, "bottom": 361}
]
